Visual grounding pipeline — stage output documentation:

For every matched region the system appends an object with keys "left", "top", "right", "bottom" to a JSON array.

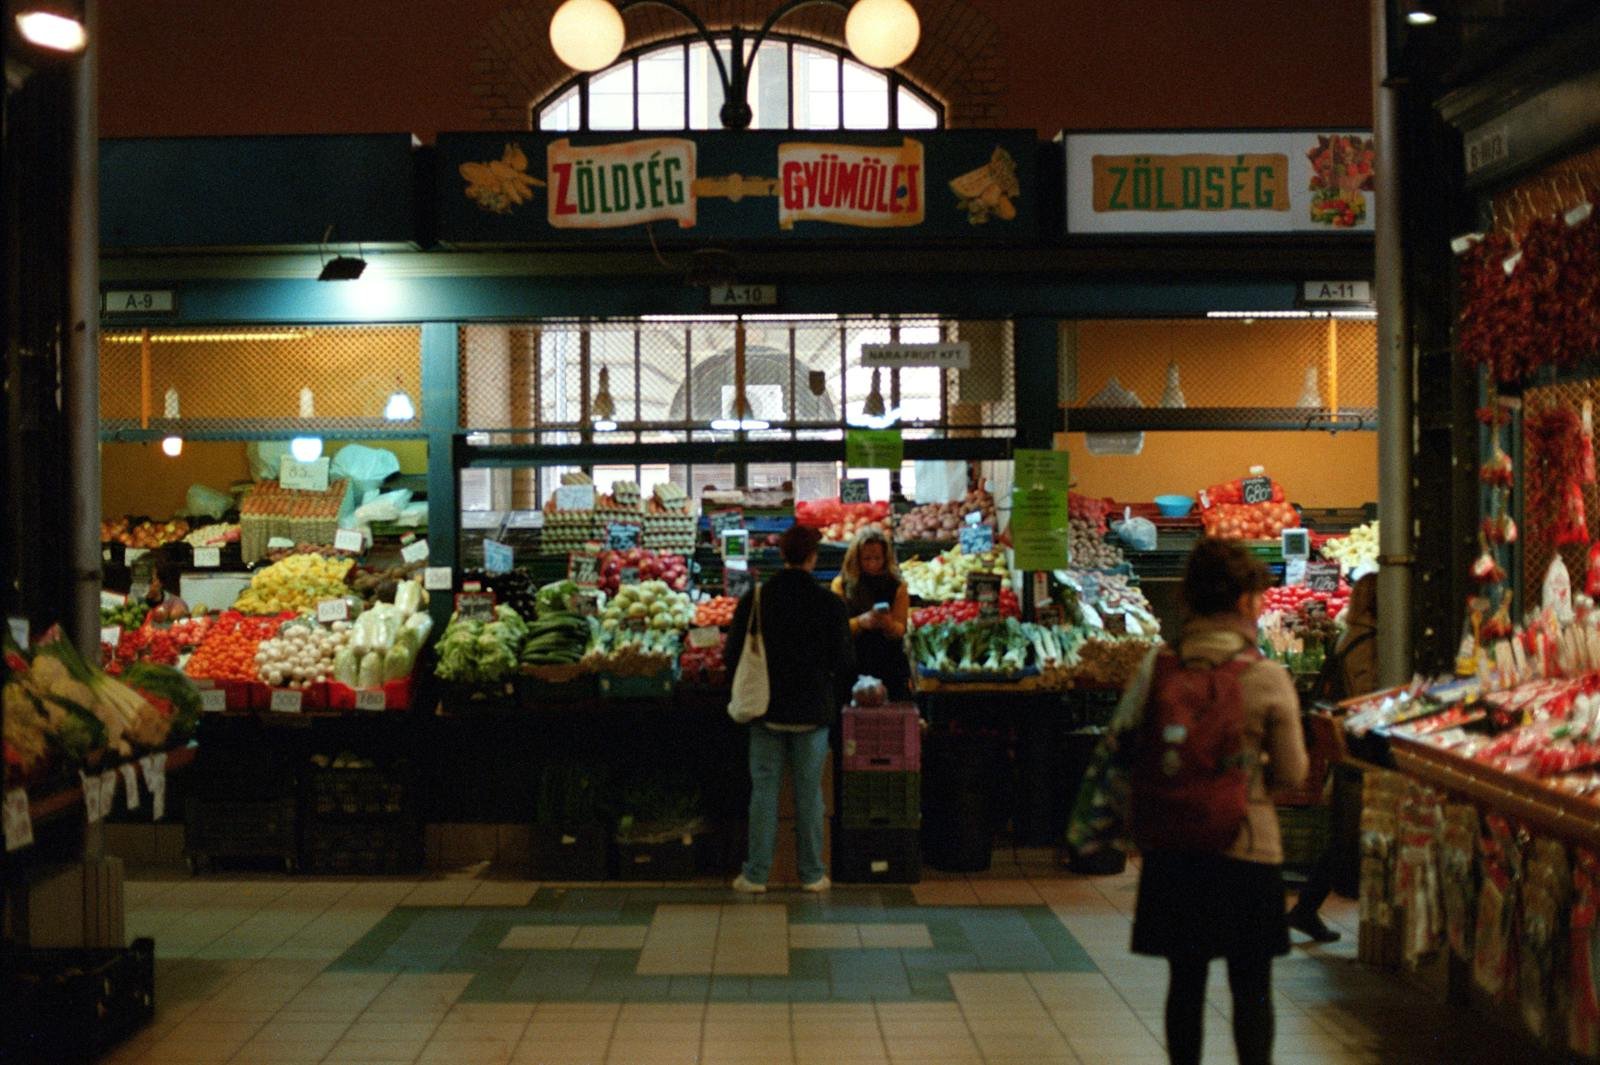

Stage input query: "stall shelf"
[{"left": 14, "top": 745, "right": 195, "bottom": 834}]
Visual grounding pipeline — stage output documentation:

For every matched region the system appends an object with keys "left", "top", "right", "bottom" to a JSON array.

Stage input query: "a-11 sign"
[{"left": 1302, "top": 280, "right": 1372, "bottom": 304}]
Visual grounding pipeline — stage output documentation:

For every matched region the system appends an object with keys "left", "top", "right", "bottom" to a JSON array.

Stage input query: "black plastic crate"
[
  {"left": 2, "top": 936, "right": 155, "bottom": 1063},
  {"left": 529, "top": 823, "right": 609, "bottom": 881},
  {"left": 299, "top": 819, "right": 422, "bottom": 875},
  {"left": 185, "top": 793, "right": 297, "bottom": 872},
  {"left": 304, "top": 762, "right": 413, "bottom": 819},
  {"left": 834, "top": 827, "right": 921, "bottom": 884},
  {"left": 841, "top": 771, "right": 922, "bottom": 829},
  {"left": 614, "top": 836, "right": 698, "bottom": 880}
]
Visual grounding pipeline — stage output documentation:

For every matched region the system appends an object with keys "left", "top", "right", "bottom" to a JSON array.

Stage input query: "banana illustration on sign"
[
  {"left": 692, "top": 174, "right": 779, "bottom": 202},
  {"left": 461, "top": 143, "right": 546, "bottom": 215},
  {"left": 949, "top": 147, "right": 1020, "bottom": 224}
]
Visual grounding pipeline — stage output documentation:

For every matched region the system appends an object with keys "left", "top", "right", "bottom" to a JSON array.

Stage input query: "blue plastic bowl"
[{"left": 1154, "top": 494, "right": 1195, "bottom": 517}]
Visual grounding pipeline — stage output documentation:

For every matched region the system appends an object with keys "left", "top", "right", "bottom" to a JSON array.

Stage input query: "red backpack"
[{"left": 1129, "top": 647, "right": 1258, "bottom": 854}]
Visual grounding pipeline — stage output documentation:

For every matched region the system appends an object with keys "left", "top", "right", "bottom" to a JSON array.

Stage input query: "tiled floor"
[{"left": 97, "top": 854, "right": 1558, "bottom": 1064}]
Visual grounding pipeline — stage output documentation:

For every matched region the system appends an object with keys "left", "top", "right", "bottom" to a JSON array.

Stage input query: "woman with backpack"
[{"left": 1115, "top": 538, "right": 1308, "bottom": 1065}]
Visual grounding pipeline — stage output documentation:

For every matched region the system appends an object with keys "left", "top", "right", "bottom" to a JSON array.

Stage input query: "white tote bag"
[{"left": 727, "top": 584, "right": 770, "bottom": 724}]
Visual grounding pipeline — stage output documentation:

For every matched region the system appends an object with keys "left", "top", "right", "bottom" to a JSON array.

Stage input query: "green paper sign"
[
  {"left": 1014, "top": 449, "right": 1070, "bottom": 491},
  {"left": 1010, "top": 487, "right": 1070, "bottom": 571},
  {"left": 846, "top": 428, "right": 903, "bottom": 470}
]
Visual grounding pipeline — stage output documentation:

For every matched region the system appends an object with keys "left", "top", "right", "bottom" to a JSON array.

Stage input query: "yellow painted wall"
[
  {"left": 1060, "top": 319, "right": 1379, "bottom": 509},
  {"left": 101, "top": 440, "right": 429, "bottom": 519}
]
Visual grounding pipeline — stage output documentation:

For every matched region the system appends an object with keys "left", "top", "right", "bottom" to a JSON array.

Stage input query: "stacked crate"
[
  {"left": 835, "top": 704, "right": 922, "bottom": 883},
  {"left": 298, "top": 756, "right": 422, "bottom": 874}
]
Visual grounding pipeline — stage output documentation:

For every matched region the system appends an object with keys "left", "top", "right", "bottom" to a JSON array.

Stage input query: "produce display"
[
  {"left": 435, "top": 605, "right": 526, "bottom": 685},
  {"left": 1320, "top": 521, "right": 1380, "bottom": 575},
  {"left": 519, "top": 581, "right": 597, "bottom": 668},
  {"left": 600, "top": 580, "right": 694, "bottom": 633},
  {"left": 100, "top": 517, "right": 190, "bottom": 548},
  {"left": 459, "top": 568, "right": 539, "bottom": 620},
  {"left": 1061, "top": 570, "right": 1160, "bottom": 638},
  {"left": 1199, "top": 469, "right": 1286, "bottom": 506},
  {"left": 910, "top": 588, "right": 1020, "bottom": 627},
  {"left": 6, "top": 630, "right": 200, "bottom": 779},
  {"left": 911, "top": 618, "right": 1078, "bottom": 678},
  {"left": 347, "top": 559, "right": 430, "bottom": 606},
  {"left": 694, "top": 596, "right": 739, "bottom": 628},
  {"left": 794, "top": 498, "right": 892, "bottom": 543},
  {"left": 1069, "top": 493, "right": 1114, "bottom": 535},
  {"left": 1200, "top": 501, "right": 1301, "bottom": 540},
  {"left": 897, "top": 489, "right": 995, "bottom": 542},
  {"left": 582, "top": 626, "right": 682, "bottom": 676},
  {"left": 184, "top": 611, "right": 298, "bottom": 683},
  {"left": 679, "top": 634, "right": 727, "bottom": 685},
  {"left": 239, "top": 478, "right": 348, "bottom": 562},
  {"left": 184, "top": 522, "right": 240, "bottom": 547},
  {"left": 234, "top": 553, "right": 356, "bottom": 615},
  {"left": 255, "top": 618, "right": 345, "bottom": 690},
  {"left": 596, "top": 549, "right": 690, "bottom": 595},
  {"left": 644, "top": 483, "right": 696, "bottom": 555},
  {"left": 901, "top": 546, "right": 1010, "bottom": 602},
  {"left": 100, "top": 597, "right": 150, "bottom": 631},
  {"left": 1262, "top": 581, "right": 1352, "bottom": 622},
  {"left": 1069, "top": 518, "right": 1126, "bottom": 569},
  {"left": 1074, "top": 636, "right": 1158, "bottom": 688}
]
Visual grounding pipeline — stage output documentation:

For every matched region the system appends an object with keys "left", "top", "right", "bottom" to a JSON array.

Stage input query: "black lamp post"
[{"left": 548, "top": 0, "right": 921, "bottom": 130}]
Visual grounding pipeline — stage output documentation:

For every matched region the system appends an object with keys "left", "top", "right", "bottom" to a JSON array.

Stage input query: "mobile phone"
[{"left": 873, "top": 602, "right": 890, "bottom": 613}]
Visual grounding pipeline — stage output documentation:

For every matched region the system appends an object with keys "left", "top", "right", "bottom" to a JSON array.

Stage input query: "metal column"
[
  {"left": 1373, "top": 0, "right": 1413, "bottom": 685},
  {"left": 68, "top": 2, "right": 101, "bottom": 659}
]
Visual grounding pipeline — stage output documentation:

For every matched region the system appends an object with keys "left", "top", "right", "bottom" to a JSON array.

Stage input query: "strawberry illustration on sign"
[
  {"left": 1307, "top": 134, "right": 1375, "bottom": 228},
  {"left": 461, "top": 143, "right": 546, "bottom": 215}
]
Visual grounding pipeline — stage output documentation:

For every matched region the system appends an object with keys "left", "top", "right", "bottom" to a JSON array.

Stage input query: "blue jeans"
[{"left": 742, "top": 725, "right": 830, "bottom": 886}]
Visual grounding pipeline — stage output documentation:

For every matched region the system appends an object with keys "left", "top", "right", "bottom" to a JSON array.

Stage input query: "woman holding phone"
[{"left": 832, "top": 528, "right": 911, "bottom": 699}]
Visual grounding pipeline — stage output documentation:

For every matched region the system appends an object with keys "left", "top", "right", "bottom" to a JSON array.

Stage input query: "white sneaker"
[
  {"left": 732, "top": 874, "right": 767, "bottom": 894},
  {"left": 800, "top": 876, "right": 831, "bottom": 893}
]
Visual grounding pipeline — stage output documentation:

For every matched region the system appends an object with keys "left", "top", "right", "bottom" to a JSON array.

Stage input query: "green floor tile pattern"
[{"left": 328, "top": 886, "right": 1096, "bottom": 1002}]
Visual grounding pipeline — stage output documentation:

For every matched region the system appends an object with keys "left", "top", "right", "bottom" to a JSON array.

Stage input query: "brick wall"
[{"left": 469, "top": 0, "right": 1002, "bottom": 129}]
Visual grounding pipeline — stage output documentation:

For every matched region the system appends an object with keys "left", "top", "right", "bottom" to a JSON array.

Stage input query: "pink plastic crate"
[{"left": 842, "top": 704, "right": 921, "bottom": 772}]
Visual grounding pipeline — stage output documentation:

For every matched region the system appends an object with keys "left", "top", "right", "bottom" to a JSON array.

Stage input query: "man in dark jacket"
[{"left": 725, "top": 523, "right": 854, "bottom": 893}]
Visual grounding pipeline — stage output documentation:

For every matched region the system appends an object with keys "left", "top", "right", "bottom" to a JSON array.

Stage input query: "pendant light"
[
  {"left": 710, "top": 324, "right": 770, "bottom": 431},
  {"left": 291, "top": 386, "right": 323, "bottom": 462},
  {"left": 845, "top": 0, "right": 920, "bottom": 69},
  {"left": 863, "top": 368, "right": 887, "bottom": 417},
  {"left": 160, "top": 387, "right": 183, "bottom": 457},
  {"left": 14, "top": 5, "right": 87, "bottom": 53},
  {"left": 591, "top": 366, "right": 618, "bottom": 432}
]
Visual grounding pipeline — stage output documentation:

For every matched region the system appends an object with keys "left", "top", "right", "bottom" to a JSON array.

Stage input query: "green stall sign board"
[
  {"left": 1010, "top": 487, "right": 1070, "bottom": 571},
  {"left": 846, "top": 428, "right": 903, "bottom": 470},
  {"left": 1014, "top": 449, "right": 1070, "bottom": 491}
]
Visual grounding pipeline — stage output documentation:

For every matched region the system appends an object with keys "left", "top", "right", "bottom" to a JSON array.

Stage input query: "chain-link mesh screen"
[
  {"left": 1521, "top": 378, "right": 1596, "bottom": 605},
  {"left": 100, "top": 325, "right": 422, "bottom": 432},
  {"left": 1062, "top": 318, "right": 1377, "bottom": 420},
  {"left": 459, "top": 316, "right": 1015, "bottom": 440}
]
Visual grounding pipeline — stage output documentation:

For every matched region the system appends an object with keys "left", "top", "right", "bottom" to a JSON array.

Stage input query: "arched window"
[{"left": 534, "top": 34, "right": 942, "bottom": 132}]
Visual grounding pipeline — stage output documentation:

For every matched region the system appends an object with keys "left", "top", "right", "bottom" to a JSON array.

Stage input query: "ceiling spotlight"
[
  {"left": 710, "top": 395, "right": 770, "bottom": 432},
  {"left": 14, "top": 7, "right": 86, "bottom": 53},
  {"left": 290, "top": 436, "right": 323, "bottom": 463},
  {"left": 318, "top": 255, "right": 367, "bottom": 282},
  {"left": 383, "top": 385, "right": 416, "bottom": 421},
  {"left": 161, "top": 436, "right": 183, "bottom": 457},
  {"left": 1406, "top": 8, "right": 1438, "bottom": 24}
]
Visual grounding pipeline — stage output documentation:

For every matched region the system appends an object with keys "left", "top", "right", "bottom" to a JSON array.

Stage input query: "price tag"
[
  {"left": 200, "top": 688, "right": 227, "bottom": 713},
  {"left": 455, "top": 591, "right": 497, "bottom": 622},
  {"left": 401, "top": 538, "right": 431, "bottom": 564},
  {"left": 840, "top": 479, "right": 871, "bottom": 504},
  {"left": 1103, "top": 612, "right": 1128, "bottom": 635},
  {"left": 193, "top": 546, "right": 221, "bottom": 567},
  {"left": 483, "top": 539, "right": 514, "bottom": 575},
  {"left": 965, "top": 573, "right": 1002, "bottom": 620},
  {"left": 575, "top": 590, "right": 603, "bottom": 617},
  {"left": 333, "top": 529, "right": 365, "bottom": 554},
  {"left": 688, "top": 626, "right": 722, "bottom": 649},
  {"left": 619, "top": 566, "right": 641, "bottom": 585},
  {"left": 959, "top": 523, "right": 994, "bottom": 555},
  {"left": 100, "top": 590, "right": 127, "bottom": 609},
  {"left": 269, "top": 689, "right": 304, "bottom": 714},
  {"left": 279, "top": 455, "right": 331, "bottom": 492},
  {"left": 708, "top": 508, "right": 745, "bottom": 538},
  {"left": 355, "top": 689, "right": 387, "bottom": 711},
  {"left": 1035, "top": 604, "right": 1063, "bottom": 627},
  {"left": 267, "top": 537, "right": 295, "bottom": 550},
  {"left": 316, "top": 598, "right": 349, "bottom": 623},
  {"left": 721, "top": 528, "right": 750, "bottom": 562},
  {"left": 139, "top": 752, "right": 167, "bottom": 820},
  {"left": 568, "top": 552, "right": 600, "bottom": 588},
  {"left": 1305, "top": 561, "right": 1342, "bottom": 593},
  {"left": 120, "top": 763, "right": 141, "bottom": 810},
  {"left": 124, "top": 547, "right": 148, "bottom": 564},
  {"left": 607, "top": 523, "right": 642, "bottom": 551},
  {"left": 1285, "top": 559, "right": 1308, "bottom": 587},
  {"left": 555, "top": 484, "right": 597, "bottom": 511},
  {"left": 507, "top": 510, "right": 544, "bottom": 529},
  {"left": 79, "top": 770, "right": 107, "bottom": 823},
  {"left": 725, "top": 565, "right": 755, "bottom": 601},
  {"left": 424, "top": 566, "right": 453, "bottom": 591},
  {"left": 7, "top": 618, "right": 27, "bottom": 649},
  {"left": 3, "top": 789, "right": 33, "bottom": 851},
  {"left": 1241, "top": 476, "right": 1274, "bottom": 505}
]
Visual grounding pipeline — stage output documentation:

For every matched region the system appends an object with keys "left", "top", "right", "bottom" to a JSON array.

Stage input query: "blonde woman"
[{"left": 830, "top": 528, "right": 911, "bottom": 699}]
